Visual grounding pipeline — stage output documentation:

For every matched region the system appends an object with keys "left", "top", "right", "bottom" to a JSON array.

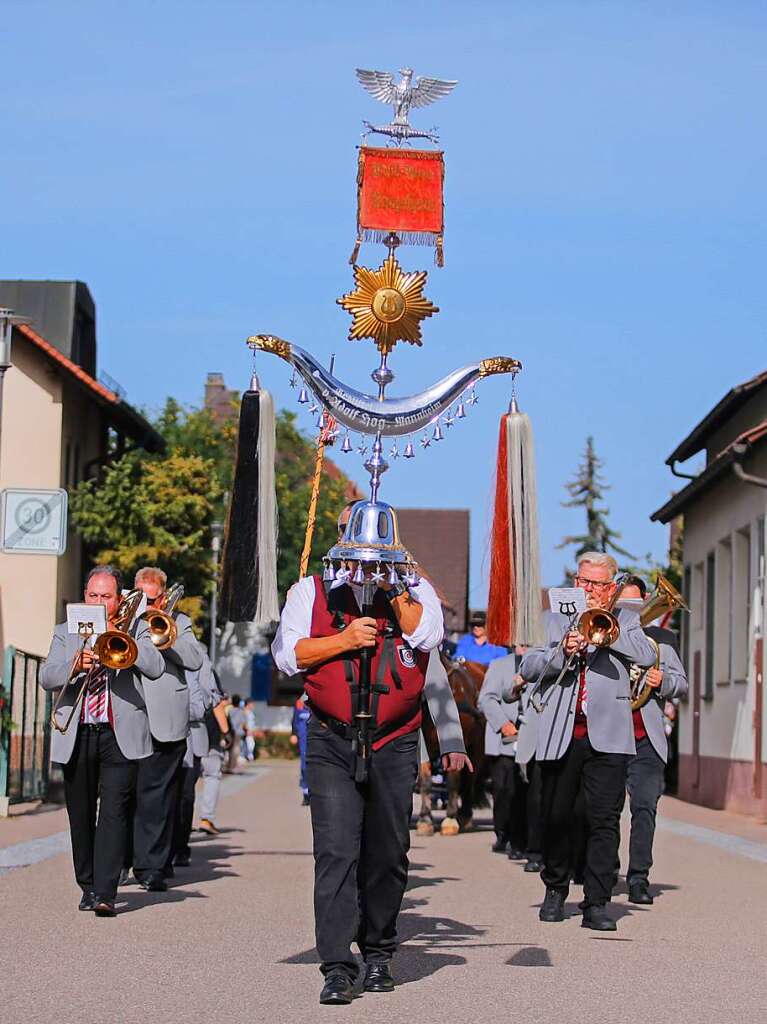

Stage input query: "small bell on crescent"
[
  {"left": 352, "top": 563, "right": 366, "bottom": 585},
  {"left": 323, "top": 560, "right": 335, "bottom": 582},
  {"left": 388, "top": 564, "right": 400, "bottom": 586},
  {"left": 298, "top": 387, "right": 309, "bottom": 404},
  {"left": 403, "top": 440, "right": 415, "bottom": 459},
  {"left": 315, "top": 410, "right": 326, "bottom": 429},
  {"left": 341, "top": 434, "right": 353, "bottom": 453},
  {"left": 455, "top": 400, "right": 466, "bottom": 419},
  {"left": 432, "top": 422, "right": 444, "bottom": 442}
]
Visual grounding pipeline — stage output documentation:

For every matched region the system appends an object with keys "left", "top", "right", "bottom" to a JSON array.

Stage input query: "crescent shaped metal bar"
[{"left": 248, "top": 335, "right": 521, "bottom": 437}]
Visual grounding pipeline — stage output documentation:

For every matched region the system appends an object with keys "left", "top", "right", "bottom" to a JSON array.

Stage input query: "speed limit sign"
[{"left": 1, "top": 488, "right": 68, "bottom": 555}]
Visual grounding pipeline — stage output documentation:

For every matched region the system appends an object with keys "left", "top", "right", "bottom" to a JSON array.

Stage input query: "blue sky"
[{"left": 3, "top": 1, "right": 766, "bottom": 604}]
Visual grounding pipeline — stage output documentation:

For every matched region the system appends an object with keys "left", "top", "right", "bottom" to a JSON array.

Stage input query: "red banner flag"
[{"left": 353, "top": 147, "right": 445, "bottom": 265}]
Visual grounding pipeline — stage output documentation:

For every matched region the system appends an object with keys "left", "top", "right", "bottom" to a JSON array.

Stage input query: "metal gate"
[{"left": 0, "top": 646, "right": 51, "bottom": 805}]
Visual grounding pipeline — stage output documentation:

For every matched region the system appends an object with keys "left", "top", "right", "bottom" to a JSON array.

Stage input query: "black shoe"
[
  {"left": 173, "top": 852, "right": 191, "bottom": 867},
  {"left": 364, "top": 963, "right": 395, "bottom": 993},
  {"left": 524, "top": 859, "right": 543, "bottom": 873},
  {"left": 491, "top": 837, "right": 508, "bottom": 853},
  {"left": 539, "top": 888, "right": 566, "bottom": 922},
  {"left": 319, "top": 971, "right": 355, "bottom": 1005},
  {"left": 138, "top": 873, "right": 168, "bottom": 892},
  {"left": 628, "top": 883, "right": 654, "bottom": 905},
  {"left": 582, "top": 904, "right": 617, "bottom": 931},
  {"left": 302, "top": 793, "right": 310, "bottom": 806},
  {"left": 94, "top": 898, "right": 117, "bottom": 917},
  {"left": 507, "top": 847, "right": 525, "bottom": 860},
  {"left": 78, "top": 891, "right": 97, "bottom": 911}
]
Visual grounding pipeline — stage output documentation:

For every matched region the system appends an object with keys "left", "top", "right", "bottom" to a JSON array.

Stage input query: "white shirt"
[{"left": 271, "top": 576, "right": 444, "bottom": 677}]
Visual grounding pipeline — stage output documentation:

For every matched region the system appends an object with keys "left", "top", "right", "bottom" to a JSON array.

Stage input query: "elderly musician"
[
  {"left": 272, "top": 501, "right": 460, "bottom": 1005},
  {"left": 130, "top": 566, "right": 203, "bottom": 891},
  {"left": 617, "top": 577, "right": 688, "bottom": 905},
  {"left": 40, "top": 566, "right": 164, "bottom": 917},
  {"left": 519, "top": 552, "right": 657, "bottom": 931}
]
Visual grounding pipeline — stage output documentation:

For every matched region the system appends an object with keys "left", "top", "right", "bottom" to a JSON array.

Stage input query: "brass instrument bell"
[{"left": 141, "top": 582, "right": 185, "bottom": 650}]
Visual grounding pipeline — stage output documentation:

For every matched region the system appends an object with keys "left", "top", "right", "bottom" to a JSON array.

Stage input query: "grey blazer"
[
  {"left": 40, "top": 619, "right": 165, "bottom": 764},
  {"left": 477, "top": 654, "right": 521, "bottom": 758},
  {"left": 637, "top": 626, "right": 688, "bottom": 763},
  {"left": 141, "top": 612, "right": 203, "bottom": 743},
  {"left": 186, "top": 648, "right": 218, "bottom": 760},
  {"left": 420, "top": 649, "right": 467, "bottom": 758},
  {"left": 514, "top": 686, "right": 540, "bottom": 766},
  {"left": 519, "top": 607, "right": 657, "bottom": 761}
]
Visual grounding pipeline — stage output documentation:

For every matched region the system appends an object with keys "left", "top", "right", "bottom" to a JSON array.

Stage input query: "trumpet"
[
  {"left": 50, "top": 589, "right": 144, "bottom": 735},
  {"left": 140, "top": 582, "right": 184, "bottom": 650}
]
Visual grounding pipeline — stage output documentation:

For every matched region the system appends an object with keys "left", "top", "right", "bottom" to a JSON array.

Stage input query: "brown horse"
[{"left": 416, "top": 656, "right": 488, "bottom": 835}]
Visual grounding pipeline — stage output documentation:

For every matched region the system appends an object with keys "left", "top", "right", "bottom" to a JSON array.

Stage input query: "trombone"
[
  {"left": 141, "top": 582, "right": 184, "bottom": 650},
  {"left": 529, "top": 575, "right": 629, "bottom": 712},
  {"left": 50, "top": 589, "right": 144, "bottom": 735}
]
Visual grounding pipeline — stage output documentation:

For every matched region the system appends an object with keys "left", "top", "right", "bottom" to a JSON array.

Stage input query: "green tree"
[
  {"left": 70, "top": 400, "right": 359, "bottom": 629},
  {"left": 558, "top": 436, "right": 636, "bottom": 568}
]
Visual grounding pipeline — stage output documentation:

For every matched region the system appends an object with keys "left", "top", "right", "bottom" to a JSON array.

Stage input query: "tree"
[
  {"left": 69, "top": 399, "right": 359, "bottom": 631},
  {"left": 558, "top": 436, "right": 636, "bottom": 567}
]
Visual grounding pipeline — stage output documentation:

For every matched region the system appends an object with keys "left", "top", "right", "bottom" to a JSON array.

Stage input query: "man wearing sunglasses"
[{"left": 519, "top": 552, "right": 656, "bottom": 931}]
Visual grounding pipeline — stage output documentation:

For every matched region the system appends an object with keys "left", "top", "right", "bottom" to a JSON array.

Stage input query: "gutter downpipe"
[{"left": 732, "top": 442, "right": 767, "bottom": 490}]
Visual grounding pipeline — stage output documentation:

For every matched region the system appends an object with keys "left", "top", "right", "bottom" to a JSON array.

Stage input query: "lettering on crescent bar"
[{"left": 317, "top": 385, "right": 441, "bottom": 430}]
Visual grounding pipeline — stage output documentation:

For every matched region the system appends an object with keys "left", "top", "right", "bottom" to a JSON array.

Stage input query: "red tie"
[{"left": 87, "top": 669, "right": 109, "bottom": 719}]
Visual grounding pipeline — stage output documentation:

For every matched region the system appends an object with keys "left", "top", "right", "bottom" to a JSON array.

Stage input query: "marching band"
[{"left": 40, "top": 539, "right": 688, "bottom": 999}]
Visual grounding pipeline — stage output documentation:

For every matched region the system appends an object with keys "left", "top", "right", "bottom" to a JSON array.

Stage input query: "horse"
[{"left": 416, "top": 656, "right": 488, "bottom": 836}]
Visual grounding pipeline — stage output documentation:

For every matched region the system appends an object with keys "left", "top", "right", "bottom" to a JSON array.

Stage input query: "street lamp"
[
  {"left": 209, "top": 520, "right": 224, "bottom": 665},
  {"left": 0, "top": 308, "right": 32, "bottom": 471}
]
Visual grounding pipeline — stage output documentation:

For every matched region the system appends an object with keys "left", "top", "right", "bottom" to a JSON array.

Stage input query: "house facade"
[{"left": 652, "top": 369, "right": 767, "bottom": 820}]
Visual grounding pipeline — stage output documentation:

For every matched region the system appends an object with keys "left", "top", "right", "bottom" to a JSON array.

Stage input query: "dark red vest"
[{"left": 303, "top": 575, "right": 428, "bottom": 750}]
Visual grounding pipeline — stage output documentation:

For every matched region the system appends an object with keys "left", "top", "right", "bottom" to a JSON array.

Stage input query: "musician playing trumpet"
[
  {"left": 519, "top": 552, "right": 657, "bottom": 931},
  {"left": 40, "top": 566, "right": 164, "bottom": 916}
]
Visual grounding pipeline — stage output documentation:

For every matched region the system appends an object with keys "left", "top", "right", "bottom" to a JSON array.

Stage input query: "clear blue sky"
[{"left": 4, "top": 1, "right": 766, "bottom": 605}]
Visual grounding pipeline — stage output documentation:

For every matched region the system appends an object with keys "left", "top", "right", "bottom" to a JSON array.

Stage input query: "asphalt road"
[{"left": 0, "top": 760, "right": 765, "bottom": 1024}]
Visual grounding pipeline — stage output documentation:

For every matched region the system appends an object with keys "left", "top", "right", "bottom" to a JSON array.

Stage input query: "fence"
[{"left": 0, "top": 647, "right": 51, "bottom": 810}]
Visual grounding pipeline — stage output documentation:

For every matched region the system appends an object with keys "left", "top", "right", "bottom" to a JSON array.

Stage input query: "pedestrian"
[
  {"left": 39, "top": 566, "right": 164, "bottom": 917},
  {"left": 197, "top": 673, "right": 231, "bottom": 835},
  {"left": 454, "top": 609, "right": 508, "bottom": 664},
  {"left": 244, "top": 698, "right": 259, "bottom": 761},
  {"left": 226, "top": 695, "right": 246, "bottom": 772},
  {"left": 291, "top": 696, "right": 312, "bottom": 804}
]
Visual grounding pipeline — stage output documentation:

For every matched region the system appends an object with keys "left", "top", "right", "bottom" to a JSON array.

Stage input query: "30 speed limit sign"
[{"left": 1, "top": 488, "right": 68, "bottom": 555}]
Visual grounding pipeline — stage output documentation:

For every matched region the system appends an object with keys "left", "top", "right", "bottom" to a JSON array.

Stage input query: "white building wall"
[{"left": 680, "top": 449, "right": 767, "bottom": 766}]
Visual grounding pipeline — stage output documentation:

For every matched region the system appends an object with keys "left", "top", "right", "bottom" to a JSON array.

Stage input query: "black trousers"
[
  {"left": 525, "top": 759, "right": 543, "bottom": 859},
  {"left": 132, "top": 737, "right": 187, "bottom": 879},
  {"left": 540, "top": 736, "right": 628, "bottom": 906},
  {"left": 173, "top": 756, "right": 201, "bottom": 860},
  {"left": 624, "top": 737, "right": 665, "bottom": 886},
  {"left": 489, "top": 755, "right": 517, "bottom": 843},
  {"left": 62, "top": 724, "right": 137, "bottom": 900},
  {"left": 306, "top": 718, "right": 418, "bottom": 979}
]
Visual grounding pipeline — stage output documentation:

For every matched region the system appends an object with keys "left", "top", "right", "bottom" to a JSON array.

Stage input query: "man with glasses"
[{"left": 519, "top": 552, "right": 656, "bottom": 931}]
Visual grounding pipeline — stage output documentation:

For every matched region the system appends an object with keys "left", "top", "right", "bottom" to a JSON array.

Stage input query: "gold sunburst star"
[{"left": 337, "top": 254, "right": 439, "bottom": 354}]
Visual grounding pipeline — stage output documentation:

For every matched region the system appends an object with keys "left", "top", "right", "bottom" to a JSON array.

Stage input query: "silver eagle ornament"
[{"left": 356, "top": 67, "right": 457, "bottom": 146}]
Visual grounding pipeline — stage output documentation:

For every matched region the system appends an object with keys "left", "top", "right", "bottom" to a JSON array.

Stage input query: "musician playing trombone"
[
  {"left": 519, "top": 552, "right": 657, "bottom": 931},
  {"left": 39, "top": 566, "right": 164, "bottom": 917}
]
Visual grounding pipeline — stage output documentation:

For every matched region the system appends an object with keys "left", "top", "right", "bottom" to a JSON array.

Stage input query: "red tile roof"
[{"left": 16, "top": 323, "right": 118, "bottom": 404}]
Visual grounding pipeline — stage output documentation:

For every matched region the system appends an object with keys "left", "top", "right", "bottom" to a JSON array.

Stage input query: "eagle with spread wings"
[{"left": 355, "top": 68, "right": 457, "bottom": 143}]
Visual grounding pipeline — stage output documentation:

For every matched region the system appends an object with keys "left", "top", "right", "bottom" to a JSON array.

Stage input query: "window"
[
  {"left": 714, "top": 539, "right": 732, "bottom": 685},
  {"left": 704, "top": 552, "right": 715, "bottom": 700},
  {"left": 681, "top": 564, "right": 692, "bottom": 677},
  {"left": 732, "top": 528, "right": 751, "bottom": 682}
]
